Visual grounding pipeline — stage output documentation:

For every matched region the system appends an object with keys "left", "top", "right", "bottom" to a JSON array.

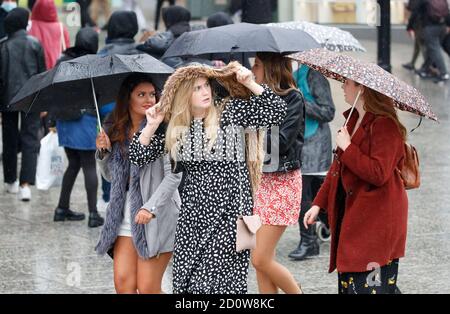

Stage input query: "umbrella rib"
[{"left": 25, "top": 89, "right": 41, "bottom": 117}]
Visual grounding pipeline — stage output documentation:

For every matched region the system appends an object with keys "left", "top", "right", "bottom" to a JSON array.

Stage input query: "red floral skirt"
[{"left": 254, "top": 169, "right": 302, "bottom": 226}]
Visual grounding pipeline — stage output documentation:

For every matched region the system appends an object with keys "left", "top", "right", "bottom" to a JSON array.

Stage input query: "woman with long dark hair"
[
  {"left": 250, "top": 52, "right": 304, "bottom": 294},
  {"left": 95, "top": 73, "right": 181, "bottom": 294}
]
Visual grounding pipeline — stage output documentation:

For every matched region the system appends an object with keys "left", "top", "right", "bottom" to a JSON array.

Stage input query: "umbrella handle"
[
  {"left": 90, "top": 77, "right": 102, "bottom": 132},
  {"left": 343, "top": 89, "right": 362, "bottom": 128}
]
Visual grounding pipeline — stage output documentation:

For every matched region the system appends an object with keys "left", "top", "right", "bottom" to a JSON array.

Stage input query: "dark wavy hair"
[{"left": 107, "top": 73, "right": 159, "bottom": 148}]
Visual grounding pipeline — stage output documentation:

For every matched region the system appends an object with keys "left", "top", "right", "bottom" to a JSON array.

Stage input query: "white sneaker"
[
  {"left": 5, "top": 181, "right": 19, "bottom": 194},
  {"left": 19, "top": 185, "right": 31, "bottom": 202}
]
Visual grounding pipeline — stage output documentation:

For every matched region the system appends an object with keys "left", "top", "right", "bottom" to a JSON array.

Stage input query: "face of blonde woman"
[
  {"left": 129, "top": 82, "right": 157, "bottom": 117},
  {"left": 190, "top": 77, "right": 212, "bottom": 113},
  {"left": 342, "top": 79, "right": 362, "bottom": 106}
]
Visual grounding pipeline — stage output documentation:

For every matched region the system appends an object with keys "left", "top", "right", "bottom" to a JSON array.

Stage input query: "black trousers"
[
  {"left": 57, "top": 148, "right": 98, "bottom": 213},
  {"left": 421, "top": 25, "right": 448, "bottom": 75},
  {"left": 1, "top": 111, "right": 41, "bottom": 185},
  {"left": 154, "top": 0, "right": 176, "bottom": 30},
  {"left": 298, "top": 175, "right": 327, "bottom": 236}
]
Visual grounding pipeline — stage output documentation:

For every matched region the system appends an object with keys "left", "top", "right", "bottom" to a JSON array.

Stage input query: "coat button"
[
  {"left": 282, "top": 155, "right": 287, "bottom": 159},
  {"left": 348, "top": 190, "right": 353, "bottom": 196}
]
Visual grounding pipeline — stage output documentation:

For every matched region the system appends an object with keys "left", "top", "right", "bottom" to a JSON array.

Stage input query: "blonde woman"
[{"left": 129, "top": 62, "right": 287, "bottom": 294}]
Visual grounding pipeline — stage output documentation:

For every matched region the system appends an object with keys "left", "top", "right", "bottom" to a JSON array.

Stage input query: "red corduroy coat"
[{"left": 313, "top": 109, "right": 408, "bottom": 273}]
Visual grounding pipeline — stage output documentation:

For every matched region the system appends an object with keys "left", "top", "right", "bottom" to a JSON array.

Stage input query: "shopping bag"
[{"left": 36, "top": 131, "right": 66, "bottom": 190}]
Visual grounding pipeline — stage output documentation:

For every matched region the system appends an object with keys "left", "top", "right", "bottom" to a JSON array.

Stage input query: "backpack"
[
  {"left": 428, "top": 0, "right": 449, "bottom": 23},
  {"left": 398, "top": 143, "right": 420, "bottom": 190},
  {"left": 370, "top": 119, "right": 420, "bottom": 190}
]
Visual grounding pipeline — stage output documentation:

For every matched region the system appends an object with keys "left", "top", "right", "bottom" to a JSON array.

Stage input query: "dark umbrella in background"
[
  {"left": 9, "top": 54, "right": 174, "bottom": 130},
  {"left": 162, "top": 22, "right": 320, "bottom": 59}
]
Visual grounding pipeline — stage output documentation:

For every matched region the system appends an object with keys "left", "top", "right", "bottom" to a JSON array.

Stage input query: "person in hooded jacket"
[
  {"left": 137, "top": 5, "right": 191, "bottom": 67},
  {"left": 52, "top": 27, "right": 104, "bottom": 228},
  {"left": 29, "top": 0, "right": 70, "bottom": 70},
  {"left": 0, "top": 7, "right": 46, "bottom": 201},
  {"left": 97, "top": 10, "right": 141, "bottom": 56}
]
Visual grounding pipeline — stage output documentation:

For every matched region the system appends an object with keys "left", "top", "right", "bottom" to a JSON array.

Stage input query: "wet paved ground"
[{"left": 0, "top": 39, "right": 449, "bottom": 294}]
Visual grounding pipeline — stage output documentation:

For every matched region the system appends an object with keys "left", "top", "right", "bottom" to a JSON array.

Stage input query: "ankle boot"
[
  {"left": 288, "top": 222, "right": 319, "bottom": 260},
  {"left": 88, "top": 211, "right": 104, "bottom": 228},
  {"left": 54, "top": 207, "right": 85, "bottom": 222}
]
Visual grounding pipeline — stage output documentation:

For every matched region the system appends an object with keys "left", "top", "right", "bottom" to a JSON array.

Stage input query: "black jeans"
[
  {"left": 421, "top": 25, "right": 448, "bottom": 75},
  {"left": 1, "top": 111, "right": 41, "bottom": 185},
  {"left": 57, "top": 148, "right": 98, "bottom": 213}
]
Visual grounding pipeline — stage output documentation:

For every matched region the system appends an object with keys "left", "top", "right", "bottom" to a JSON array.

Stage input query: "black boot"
[
  {"left": 54, "top": 207, "right": 85, "bottom": 222},
  {"left": 88, "top": 211, "right": 104, "bottom": 228},
  {"left": 288, "top": 222, "right": 319, "bottom": 260}
]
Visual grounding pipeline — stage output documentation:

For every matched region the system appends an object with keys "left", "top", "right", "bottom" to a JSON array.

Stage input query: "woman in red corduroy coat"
[{"left": 304, "top": 79, "right": 408, "bottom": 294}]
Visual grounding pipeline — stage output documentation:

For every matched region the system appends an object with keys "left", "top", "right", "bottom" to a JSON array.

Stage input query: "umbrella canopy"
[
  {"left": 9, "top": 54, "right": 174, "bottom": 114},
  {"left": 267, "top": 21, "right": 366, "bottom": 52},
  {"left": 289, "top": 49, "right": 437, "bottom": 121},
  {"left": 162, "top": 22, "right": 320, "bottom": 59}
]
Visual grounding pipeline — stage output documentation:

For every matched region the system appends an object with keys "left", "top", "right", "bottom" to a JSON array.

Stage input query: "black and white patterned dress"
[{"left": 129, "top": 86, "right": 287, "bottom": 294}]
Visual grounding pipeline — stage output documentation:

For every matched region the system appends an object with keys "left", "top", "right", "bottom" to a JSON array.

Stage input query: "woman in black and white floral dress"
[{"left": 129, "top": 62, "right": 287, "bottom": 294}]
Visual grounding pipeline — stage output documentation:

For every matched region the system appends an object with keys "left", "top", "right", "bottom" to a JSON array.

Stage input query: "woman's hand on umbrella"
[
  {"left": 336, "top": 127, "right": 351, "bottom": 151},
  {"left": 303, "top": 205, "right": 321, "bottom": 229},
  {"left": 96, "top": 129, "right": 111, "bottom": 151},
  {"left": 135, "top": 209, "right": 155, "bottom": 225}
]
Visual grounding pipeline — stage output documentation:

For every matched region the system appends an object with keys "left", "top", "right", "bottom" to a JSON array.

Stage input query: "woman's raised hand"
[
  {"left": 145, "top": 103, "right": 165, "bottom": 128},
  {"left": 96, "top": 128, "right": 111, "bottom": 151},
  {"left": 233, "top": 65, "right": 264, "bottom": 96}
]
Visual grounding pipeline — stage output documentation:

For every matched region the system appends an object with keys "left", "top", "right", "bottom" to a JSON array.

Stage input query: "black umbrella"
[
  {"left": 9, "top": 53, "right": 174, "bottom": 129},
  {"left": 162, "top": 22, "right": 320, "bottom": 59}
]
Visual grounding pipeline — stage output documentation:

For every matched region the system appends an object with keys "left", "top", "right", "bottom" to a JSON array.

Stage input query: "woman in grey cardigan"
[{"left": 95, "top": 73, "right": 182, "bottom": 294}]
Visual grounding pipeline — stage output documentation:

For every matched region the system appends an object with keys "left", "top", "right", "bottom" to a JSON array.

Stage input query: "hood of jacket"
[
  {"left": 4, "top": 7, "right": 28, "bottom": 35},
  {"left": 207, "top": 12, "right": 233, "bottom": 28},
  {"left": 157, "top": 61, "right": 251, "bottom": 120},
  {"left": 107, "top": 10, "right": 138, "bottom": 41},
  {"left": 31, "top": 0, "right": 57, "bottom": 22},
  {"left": 162, "top": 5, "right": 191, "bottom": 37}
]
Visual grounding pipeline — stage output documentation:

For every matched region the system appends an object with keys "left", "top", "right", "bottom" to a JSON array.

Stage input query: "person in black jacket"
[
  {"left": 0, "top": 7, "right": 46, "bottom": 201},
  {"left": 138, "top": 5, "right": 191, "bottom": 67},
  {"left": 288, "top": 65, "right": 335, "bottom": 261},
  {"left": 98, "top": 10, "right": 141, "bottom": 56},
  {"left": 403, "top": 0, "right": 424, "bottom": 71},
  {"left": 251, "top": 52, "right": 304, "bottom": 294},
  {"left": 230, "top": 0, "right": 277, "bottom": 24},
  {"left": 52, "top": 27, "right": 104, "bottom": 228}
]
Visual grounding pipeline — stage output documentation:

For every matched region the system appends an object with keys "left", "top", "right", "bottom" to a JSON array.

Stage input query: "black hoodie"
[
  {"left": 59, "top": 27, "right": 99, "bottom": 62},
  {"left": 4, "top": 6, "right": 28, "bottom": 36},
  {"left": 98, "top": 10, "right": 141, "bottom": 56}
]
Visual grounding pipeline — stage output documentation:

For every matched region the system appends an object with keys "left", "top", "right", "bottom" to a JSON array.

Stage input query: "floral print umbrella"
[
  {"left": 289, "top": 49, "right": 437, "bottom": 121},
  {"left": 267, "top": 21, "right": 366, "bottom": 52}
]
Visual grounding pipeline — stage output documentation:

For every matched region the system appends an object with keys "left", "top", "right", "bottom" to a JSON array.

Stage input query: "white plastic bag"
[{"left": 36, "top": 131, "right": 66, "bottom": 190}]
